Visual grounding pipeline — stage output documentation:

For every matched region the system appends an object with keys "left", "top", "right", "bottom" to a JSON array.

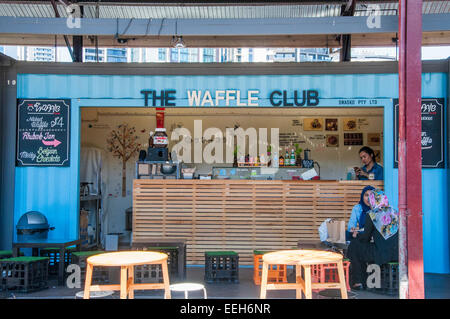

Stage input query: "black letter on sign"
[
  {"left": 283, "top": 90, "right": 294, "bottom": 107},
  {"left": 152, "top": 90, "right": 164, "bottom": 106},
  {"left": 270, "top": 91, "right": 282, "bottom": 106},
  {"left": 141, "top": 90, "right": 152, "bottom": 107},
  {"left": 307, "top": 90, "right": 319, "bottom": 106},
  {"left": 294, "top": 90, "right": 306, "bottom": 106},
  {"left": 165, "top": 90, "right": 176, "bottom": 106}
]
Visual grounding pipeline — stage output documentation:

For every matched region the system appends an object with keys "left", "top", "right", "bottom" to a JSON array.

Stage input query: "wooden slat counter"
[{"left": 132, "top": 179, "right": 383, "bottom": 265}]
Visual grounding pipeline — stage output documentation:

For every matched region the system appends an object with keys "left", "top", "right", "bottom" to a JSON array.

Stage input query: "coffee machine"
[
  {"left": 301, "top": 149, "right": 321, "bottom": 177},
  {"left": 146, "top": 128, "right": 169, "bottom": 161},
  {"left": 302, "top": 149, "right": 314, "bottom": 168}
]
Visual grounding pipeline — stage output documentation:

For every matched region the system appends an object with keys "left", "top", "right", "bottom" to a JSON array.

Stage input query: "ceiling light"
[{"left": 172, "top": 36, "right": 185, "bottom": 49}]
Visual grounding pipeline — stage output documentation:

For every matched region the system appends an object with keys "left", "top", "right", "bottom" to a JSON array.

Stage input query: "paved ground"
[{"left": 2, "top": 266, "right": 448, "bottom": 300}]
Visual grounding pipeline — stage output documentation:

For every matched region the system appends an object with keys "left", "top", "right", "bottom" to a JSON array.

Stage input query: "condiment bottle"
[
  {"left": 290, "top": 148, "right": 296, "bottom": 166},
  {"left": 153, "top": 128, "right": 168, "bottom": 148},
  {"left": 148, "top": 131, "right": 154, "bottom": 148}
]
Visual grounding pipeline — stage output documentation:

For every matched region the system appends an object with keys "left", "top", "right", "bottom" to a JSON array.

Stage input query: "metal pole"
[
  {"left": 397, "top": 0, "right": 408, "bottom": 300},
  {"left": 398, "top": 0, "right": 425, "bottom": 299}
]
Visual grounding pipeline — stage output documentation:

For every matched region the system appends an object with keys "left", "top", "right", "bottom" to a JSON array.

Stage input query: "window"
[
  {"left": 158, "top": 48, "right": 166, "bottom": 61},
  {"left": 107, "top": 48, "right": 127, "bottom": 62},
  {"left": 189, "top": 49, "right": 199, "bottom": 62},
  {"left": 180, "top": 48, "right": 189, "bottom": 62},
  {"left": 203, "top": 48, "right": 215, "bottom": 62},
  {"left": 170, "top": 49, "right": 179, "bottom": 62}
]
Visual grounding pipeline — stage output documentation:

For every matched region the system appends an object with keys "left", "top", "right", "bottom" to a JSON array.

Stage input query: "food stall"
[{"left": 2, "top": 60, "right": 448, "bottom": 273}]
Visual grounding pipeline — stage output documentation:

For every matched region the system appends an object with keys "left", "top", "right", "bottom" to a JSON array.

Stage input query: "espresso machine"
[
  {"left": 302, "top": 149, "right": 321, "bottom": 177},
  {"left": 302, "top": 149, "right": 314, "bottom": 168}
]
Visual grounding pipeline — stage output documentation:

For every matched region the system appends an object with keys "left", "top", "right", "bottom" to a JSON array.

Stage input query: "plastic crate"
[
  {"left": 0, "top": 257, "right": 49, "bottom": 293},
  {"left": 253, "top": 250, "right": 288, "bottom": 285},
  {"left": 205, "top": 251, "right": 239, "bottom": 283},
  {"left": 39, "top": 246, "right": 76, "bottom": 277},
  {"left": 310, "top": 259, "right": 351, "bottom": 291},
  {"left": 71, "top": 251, "right": 109, "bottom": 284},
  {"left": 381, "top": 262, "right": 399, "bottom": 295},
  {"left": 145, "top": 247, "right": 179, "bottom": 277},
  {"left": 134, "top": 263, "right": 164, "bottom": 284},
  {"left": 0, "top": 250, "right": 13, "bottom": 260},
  {"left": 133, "top": 246, "right": 181, "bottom": 283}
]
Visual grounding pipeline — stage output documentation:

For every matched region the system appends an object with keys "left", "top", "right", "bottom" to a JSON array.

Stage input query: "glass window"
[
  {"left": 158, "top": 48, "right": 166, "bottom": 61},
  {"left": 180, "top": 48, "right": 189, "bottom": 62},
  {"left": 202, "top": 48, "right": 214, "bottom": 62},
  {"left": 170, "top": 48, "right": 179, "bottom": 62}
]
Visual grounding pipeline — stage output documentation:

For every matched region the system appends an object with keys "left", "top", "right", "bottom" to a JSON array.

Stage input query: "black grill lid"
[{"left": 16, "top": 211, "right": 50, "bottom": 230}]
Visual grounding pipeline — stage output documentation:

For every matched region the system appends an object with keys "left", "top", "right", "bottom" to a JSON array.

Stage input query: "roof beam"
[
  {"left": 0, "top": 15, "right": 449, "bottom": 37},
  {"left": 1, "top": 31, "right": 449, "bottom": 48},
  {"left": 0, "top": 0, "right": 442, "bottom": 5}
]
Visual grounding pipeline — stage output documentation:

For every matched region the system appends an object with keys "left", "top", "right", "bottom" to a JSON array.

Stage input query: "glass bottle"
[{"left": 290, "top": 148, "right": 296, "bottom": 166}]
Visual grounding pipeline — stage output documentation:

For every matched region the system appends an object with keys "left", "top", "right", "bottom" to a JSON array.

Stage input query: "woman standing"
[
  {"left": 354, "top": 146, "right": 383, "bottom": 180},
  {"left": 347, "top": 189, "right": 399, "bottom": 290}
]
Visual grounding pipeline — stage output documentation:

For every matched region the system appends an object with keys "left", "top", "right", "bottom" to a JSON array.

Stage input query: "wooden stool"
[
  {"left": 260, "top": 250, "right": 348, "bottom": 299},
  {"left": 83, "top": 251, "right": 171, "bottom": 299}
]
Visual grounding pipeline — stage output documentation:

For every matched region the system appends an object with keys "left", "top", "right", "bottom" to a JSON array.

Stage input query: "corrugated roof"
[{"left": 0, "top": 2, "right": 449, "bottom": 19}]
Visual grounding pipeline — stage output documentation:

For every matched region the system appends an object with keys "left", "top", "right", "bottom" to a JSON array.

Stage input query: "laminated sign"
[
  {"left": 16, "top": 99, "right": 70, "bottom": 167},
  {"left": 326, "top": 219, "right": 346, "bottom": 244}
]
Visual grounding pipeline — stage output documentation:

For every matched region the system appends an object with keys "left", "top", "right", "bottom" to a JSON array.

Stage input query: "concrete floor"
[{"left": 3, "top": 266, "right": 448, "bottom": 300}]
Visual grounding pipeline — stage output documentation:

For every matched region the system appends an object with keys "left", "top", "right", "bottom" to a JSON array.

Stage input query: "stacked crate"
[
  {"left": 0, "top": 251, "right": 13, "bottom": 260},
  {"left": 39, "top": 246, "right": 77, "bottom": 278},
  {"left": 71, "top": 251, "right": 109, "bottom": 284},
  {"left": 204, "top": 251, "right": 239, "bottom": 283},
  {"left": 310, "top": 260, "right": 351, "bottom": 291},
  {"left": 134, "top": 247, "right": 180, "bottom": 283},
  {"left": 0, "top": 257, "right": 49, "bottom": 293},
  {"left": 380, "top": 262, "right": 399, "bottom": 295},
  {"left": 253, "top": 250, "right": 288, "bottom": 285}
]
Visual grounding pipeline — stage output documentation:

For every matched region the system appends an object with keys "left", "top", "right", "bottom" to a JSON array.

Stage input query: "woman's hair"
[{"left": 359, "top": 146, "right": 376, "bottom": 163}]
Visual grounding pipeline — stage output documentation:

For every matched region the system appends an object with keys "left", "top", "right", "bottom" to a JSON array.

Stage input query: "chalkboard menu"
[
  {"left": 394, "top": 98, "right": 444, "bottom": 168},
  {"left": 16, "top": 99, "right": 70, "bottom": 167}
]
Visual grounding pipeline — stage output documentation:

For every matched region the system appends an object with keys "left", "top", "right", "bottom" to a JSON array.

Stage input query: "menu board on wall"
[
  {"left": 16, "top": 99, "right": 71, "bottom": 167},
  {"left": 394, "top": 98, "right": 444, "bottom": 168}
]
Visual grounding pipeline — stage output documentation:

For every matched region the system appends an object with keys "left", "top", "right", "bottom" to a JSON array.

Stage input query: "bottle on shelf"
[
  {"left": 290, "top": 148, "right": 296, "bottom": 166},
  {"left": 148, "top": 131, "right": 154, "bottom": 148},
  {"left": 279, "top": 155, "right": 284, "bottom": 166},
  {"left": 272, "top": 151, "right": 279, "bottom": 168},
  {"left": 285, "top": 148, "right": 289, "bottom": 166}
]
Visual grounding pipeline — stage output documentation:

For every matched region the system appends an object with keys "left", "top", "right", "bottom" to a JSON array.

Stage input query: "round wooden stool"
[
  {"left": 260, "top": 250, "right": 348, "bottom": 299},
  {"left": 83, "top": 251, "right": 171, "bottom": 299}
]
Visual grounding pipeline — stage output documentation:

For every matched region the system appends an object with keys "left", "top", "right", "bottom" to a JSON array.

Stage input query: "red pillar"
[{"left": 398, "top": 0, "right": 425, "bottom": 299}]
